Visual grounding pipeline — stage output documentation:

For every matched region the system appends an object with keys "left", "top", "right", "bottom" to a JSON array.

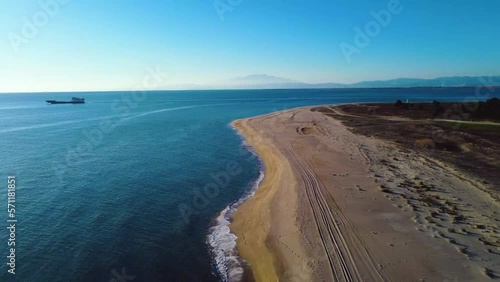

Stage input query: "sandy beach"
[{"left": 230, "top": 105, "right": 499, "bottom": 281}]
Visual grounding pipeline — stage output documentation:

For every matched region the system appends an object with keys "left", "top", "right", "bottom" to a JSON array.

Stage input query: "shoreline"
[
  {"left": 228, "top": 104, "right": 497, "bottom": 281},
  {"left": 229, "top": 114, "right": 305, "bottom": 281},
  {"left": 207, "top": 129, "right": 266, "bottom": 282}
]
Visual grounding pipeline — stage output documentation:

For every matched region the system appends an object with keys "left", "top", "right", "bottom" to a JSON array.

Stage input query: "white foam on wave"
[
  {"left": 1, "top": 103, "right": 238, "bottom": 134},
  {"left": 0, "top": 116, "right": 112, "bottom": 133},
  {"left": 118, "top": 105, "right": 202, "bottom": 122},
  {"left": 207, "top": 126, "right": 265, "bottom": 281}
]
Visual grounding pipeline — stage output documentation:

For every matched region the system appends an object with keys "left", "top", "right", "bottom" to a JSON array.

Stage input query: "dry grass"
[
  {"left": 315, "top": 104, "right": 500, "bottom": 194},
  {"left": 415, "top": 138, "right": 435, "bottom": 149}
]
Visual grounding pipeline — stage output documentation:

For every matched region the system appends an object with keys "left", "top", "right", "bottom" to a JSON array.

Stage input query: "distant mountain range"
[
  {"left": 344, "top": 76, "right": 500, "bottom": 88},
  {"left": 195, "top": 74, "right": 500, "bottom": 90}
]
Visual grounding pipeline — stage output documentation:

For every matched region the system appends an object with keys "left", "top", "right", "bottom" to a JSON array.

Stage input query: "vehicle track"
[{"left": 256, "top": 110, "right": 384, "bottom": 282}]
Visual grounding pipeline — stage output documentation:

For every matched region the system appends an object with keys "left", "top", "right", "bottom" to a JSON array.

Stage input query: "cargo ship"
[{"left": 46, "top": 97, "right": 85, "bottom": 104}]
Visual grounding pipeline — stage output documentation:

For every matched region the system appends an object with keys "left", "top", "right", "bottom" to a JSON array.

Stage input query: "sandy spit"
[{"left": 230, "top": 106, "right": 495, "bottom": 281}]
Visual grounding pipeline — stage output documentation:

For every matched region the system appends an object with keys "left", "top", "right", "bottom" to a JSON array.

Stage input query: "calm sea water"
[{"left": 0, "top": 88, "right": 491, "bottom": 282}]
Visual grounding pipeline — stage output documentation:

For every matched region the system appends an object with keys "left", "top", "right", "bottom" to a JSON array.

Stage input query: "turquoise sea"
[{"left": 0, "top": 88, "right": 492, "bottom": 282}]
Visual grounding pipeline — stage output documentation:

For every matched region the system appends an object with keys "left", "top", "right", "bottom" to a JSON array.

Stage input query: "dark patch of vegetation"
[
  {"left": 431, "top": 98, "right": 499, "bottom": 121},
  {"left": 323, "top": 98, "right": 500, "bottom": 122},
  {"left": 313, "top": 102, "right": 500, "bottom": 200},
  {"left": 453, "top": 215, "right": 466, "bottom": 224},
  {"left": 484, "top": 268, "right": 497, "bottom": 279},
  {"left": 432, "top": 100, "right": 445, "bottom": 117},
  {"left": 378, "top": 185, "right": 393, "bottom": 194},
  {"left": 421, "top": 195, "right": 441, "bottom": 207},
  {"left": 475, "top": 224, "right": 486, "bottom": 230},
  {"left": 469, "top": 97, "right": 500, "bottom": 120}
]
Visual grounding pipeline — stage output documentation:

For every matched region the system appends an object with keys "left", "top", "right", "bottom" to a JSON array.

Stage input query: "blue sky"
[{"left": 1, "top": 0, "right": 499, "bottom": 92}]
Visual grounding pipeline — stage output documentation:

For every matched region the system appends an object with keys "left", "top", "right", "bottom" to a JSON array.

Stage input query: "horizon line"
[
  {"left": 2, "top": 74, "right": 499, "bottom": 94},
  {"left": 2, "top": 85, "right": 500, "bottom": 95}
]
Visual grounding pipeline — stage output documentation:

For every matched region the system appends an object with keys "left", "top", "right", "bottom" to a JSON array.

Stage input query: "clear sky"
[{"left": 1, "top": 0, "right": 500, "bottom": 92}]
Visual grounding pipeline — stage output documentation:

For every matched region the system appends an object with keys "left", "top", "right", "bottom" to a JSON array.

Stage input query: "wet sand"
[{"left": 230, "top": 106, "right": 498, "bottom": 281}]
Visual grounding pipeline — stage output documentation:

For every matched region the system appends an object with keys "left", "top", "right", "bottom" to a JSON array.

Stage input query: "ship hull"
[{"left": 46, "top": 100, "right": 85, "bottom": 104}]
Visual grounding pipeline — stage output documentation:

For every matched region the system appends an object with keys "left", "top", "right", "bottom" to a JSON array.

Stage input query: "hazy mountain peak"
[{"left": 229, "top": 74, "right": 299, "bottom": 84}]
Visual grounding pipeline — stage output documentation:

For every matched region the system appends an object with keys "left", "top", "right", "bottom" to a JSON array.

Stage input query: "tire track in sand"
[{"left": 256, "top": 109, "right": 384, "bottom": 282}]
